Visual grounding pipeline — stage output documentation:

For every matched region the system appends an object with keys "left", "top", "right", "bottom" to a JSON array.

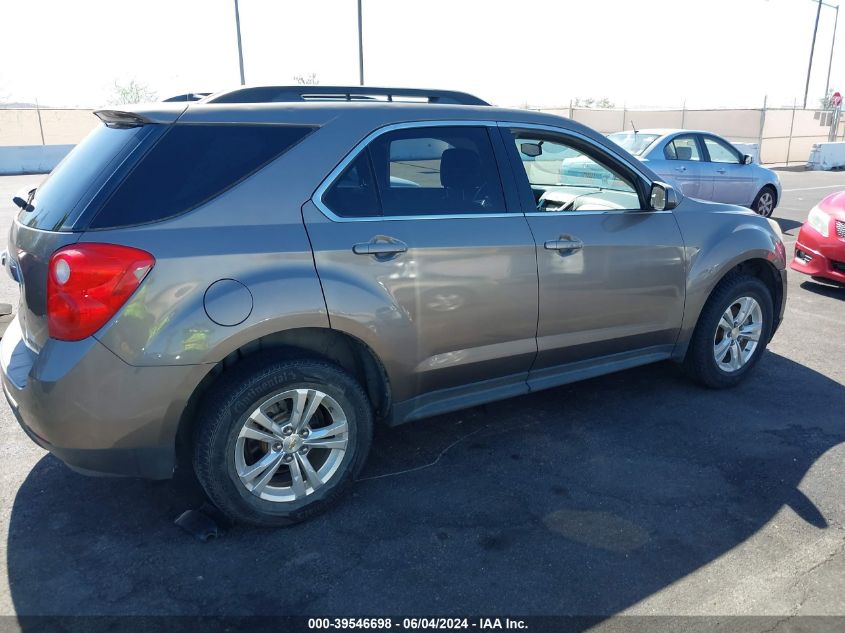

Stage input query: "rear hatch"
[{"left": 6, "top": 109, "right": 177, "bottom": 352}]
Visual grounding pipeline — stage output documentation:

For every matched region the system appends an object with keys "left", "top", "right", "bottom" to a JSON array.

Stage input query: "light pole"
[
  {"left": 802, "top": 0, "right": 840, "bottom": 108},
  {"left": 825, "top": 3, "right": 840, "bottom": 98},
  {"left": 804, "top": 0, "right": 824, "bottom": 108},
  {"left": 234, "top": 0, "right": 246, "bottom": 85},
  {"left": 357, "top": 0, "right": 365, "bottom": 86}
]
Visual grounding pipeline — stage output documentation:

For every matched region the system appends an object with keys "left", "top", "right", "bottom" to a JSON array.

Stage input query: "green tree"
[
  {"left": 293, "top": 73, "right": 319, "bottom": 85},
  {"left": 109, "top": 79, "right": 158, "bottom": 105},
  {"left": 573, "top": 97, "right": 615, "bottom": 109}
]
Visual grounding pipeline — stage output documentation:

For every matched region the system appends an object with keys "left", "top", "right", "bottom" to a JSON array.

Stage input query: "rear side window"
[
  {"left": 89, "top": 124, "right": 313, "bottom": 229},
  {"left": 664, "top": 136, "right": 701, "bottom": 161},
  {"left": 322, "top": 126, "right": 507, "bottom": 218},
  {"left": 20, "top": 124, "right": 148, "bottom": 231}
]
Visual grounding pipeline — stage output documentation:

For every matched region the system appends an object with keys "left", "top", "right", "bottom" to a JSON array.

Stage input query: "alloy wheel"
[
  {"left": 234, "top": 388, "right": 349, "bottom": 502},
  {"left": 757, "top": 191, "right": 774, "bottom": 217},
  {"left": 713, "top": 296, "right": 763, "bottom": 372}
]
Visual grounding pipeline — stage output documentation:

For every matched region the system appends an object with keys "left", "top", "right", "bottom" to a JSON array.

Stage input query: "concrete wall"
[
  {"left": 535, "top": 106, "right": 841, "bottom": 166},
  {"left": 806, "top": 141, "right": 845, "bottom": 169},
  {"left": 1, "top": 106, "right": 843, "bottom": 173},
  {"left": 0, "top": 109, "right": 96, "bottom": 146},
  {"left": 0, "top": 145, "right": 73, "bottom": 175}
]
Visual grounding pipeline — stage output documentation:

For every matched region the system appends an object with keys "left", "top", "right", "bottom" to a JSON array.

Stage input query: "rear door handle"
[
  {"left": 675, "top": 166, "right": 687, "bottom": 172},
  {"left": 544, "top": 238, "right": 583, "bottom": 251},
  {"left": 352, "top": 237, "right": 408, "bottom": 256},
  {"left": 716, "top": 168, "right": 727, "bottom": 174}
]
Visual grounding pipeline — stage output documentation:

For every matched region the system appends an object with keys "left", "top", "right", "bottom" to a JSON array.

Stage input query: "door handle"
[
  {"left": 675, "top": 166, "right": 687, "bottom": 172},
  {"left": 352, "top": 237, "right": 408, "bottom": 256},
  {"left": 544, "top": 238, "right": 583, "bottom": 251},
  {"left": 716, "top": 168, "right": 727, "bottom": 174}
]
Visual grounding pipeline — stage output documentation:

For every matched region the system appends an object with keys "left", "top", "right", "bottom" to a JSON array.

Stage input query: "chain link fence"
[{"left": 2, "top": 103, "right": 845, "bottom": 166}]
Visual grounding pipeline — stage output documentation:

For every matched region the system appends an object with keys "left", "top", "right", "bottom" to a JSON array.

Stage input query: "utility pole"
[
  {"left": 234, "top": 0, "right": 246, "bottom": 85},
  {"left": 825, "top": 4, "right": 840, "bottom": 98},
  {"left": 357, "top": 0, "right": 365, "bottom": 85},
  {"left": 804, "top": 0, "right": 824, "bottom": 108}
]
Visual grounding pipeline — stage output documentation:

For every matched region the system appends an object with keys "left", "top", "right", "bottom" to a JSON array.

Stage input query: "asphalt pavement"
[{"left": 0, "top": 169, "right": 842, "bottom": 626}]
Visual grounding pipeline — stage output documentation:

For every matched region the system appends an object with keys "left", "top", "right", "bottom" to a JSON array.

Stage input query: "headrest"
[{"left": 440, "top": 148, "right": 482, "bottom": 189}]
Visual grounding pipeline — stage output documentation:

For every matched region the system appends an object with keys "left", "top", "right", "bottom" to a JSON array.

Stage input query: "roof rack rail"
[
  {"left": 203, "top": 86, "right": 490, "bottom": 106},
  {"left": 162, "top": 92, "right": 211, "bottom": 102}
]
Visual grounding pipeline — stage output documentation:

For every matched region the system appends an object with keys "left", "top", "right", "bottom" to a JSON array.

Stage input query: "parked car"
[
  {"left": 608, "top": 129, "right": 782, "bottom": 217},
  {"left": 790, "top": 191, "right": 845, "bottom": 284},
  {"left": 2, "top": 87, "right": 787, "bottom": 526}
]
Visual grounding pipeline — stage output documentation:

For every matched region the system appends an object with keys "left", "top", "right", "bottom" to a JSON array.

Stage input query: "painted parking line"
[{"left": 783, "top": 184, "right": 845, "bottom": 192}]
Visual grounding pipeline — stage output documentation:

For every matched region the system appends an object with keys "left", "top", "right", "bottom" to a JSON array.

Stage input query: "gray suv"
[{"left": 2, "top": 87, "right": 787, "bottom": 526}]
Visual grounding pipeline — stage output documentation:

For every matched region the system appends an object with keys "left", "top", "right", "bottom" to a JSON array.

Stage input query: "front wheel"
[
  {"left": 752, "top": 186, "right": 776, "bottom": 217},
  {"left": 193, "top": 356, "right": 373, "bottom": 526},
  {"left": 684, "top": 273, "right": 774, "bottom": 388}
]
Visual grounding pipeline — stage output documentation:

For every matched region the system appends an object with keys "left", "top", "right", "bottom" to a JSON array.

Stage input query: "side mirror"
[
  {"left": 742, "top": 154, "right": 753, "bottom": 165},
  {"left": 520, "top": 142, "right": 543, "bottom": 158},
  {"left": 650, "top": 182, "right": 680, "bottom": 211}
]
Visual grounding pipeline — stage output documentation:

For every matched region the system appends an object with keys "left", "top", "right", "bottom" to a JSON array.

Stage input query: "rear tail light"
[{"left": 47, "top": 243, "right": 155, "bottom": 341}]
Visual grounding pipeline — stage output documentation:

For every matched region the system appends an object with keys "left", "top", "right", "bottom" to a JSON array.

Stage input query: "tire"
[
  {"left": 751, "top": 186, "right": 776, "bottom": 217},
  {"left": 684, "top": 273, "right": 773, "bottom": 389},
  {"left": 193, "top": 355, "right": 373, "bottom": 527}
]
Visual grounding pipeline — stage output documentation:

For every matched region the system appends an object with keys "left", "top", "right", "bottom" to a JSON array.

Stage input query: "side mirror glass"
[
  {"left": 650, "top": 182, "right": 679, "bottom": 211},
  {"left": 520, "top": 142, "right": 542, "bottom": 158},
  {"left": 743, "top": 154, "right": 753, "bottom": 165}
]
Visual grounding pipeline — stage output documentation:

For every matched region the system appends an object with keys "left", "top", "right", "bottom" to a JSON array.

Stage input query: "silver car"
[
  {"left": 1, "top": 87, "right": 787, "bottom": 526},
  {"left": 608, "top": 129, "right": 782, "bottom": 217}
]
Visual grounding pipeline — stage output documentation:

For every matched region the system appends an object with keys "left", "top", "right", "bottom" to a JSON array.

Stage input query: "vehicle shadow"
[
  {"left": 800, "top": 280, "right": 845, "bottom": 300},
  {"left": 771, "top": 166, "right": 810, "bottom": 173},
  {"left": 6, "top": 352, "right": 845, "bottom": 619},
  {"left": 773, "top": 217, "right": 803, "bottom": 234}
]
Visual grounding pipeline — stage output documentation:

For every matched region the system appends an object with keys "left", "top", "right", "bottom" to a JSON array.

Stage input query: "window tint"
[
  {"left": 511, "top": 132, "right": 642, "bottom": 212},
  {"left": 21, "top": 124, "right": 148, "bottom": 231},
  {"left": 664, "top": 136, "right": 701, "bottom": 161},
  {"left": 322, "top": 126, "right": 507, "bottom": 218},
  {"left": 90, "top": 124, "right": 313, "bottom": 228},
  {"left": 323, "top": 150, "right": 381, "bottom": 217},
  {"left": 703, "top": 136, "right": 740, "bottom": 163},
  {"left": 371, "top": 126, "right": 507, "bottom": 216}
]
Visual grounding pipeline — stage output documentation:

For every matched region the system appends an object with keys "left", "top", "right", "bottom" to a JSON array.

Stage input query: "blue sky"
[{"left": 0, "top": 0, "right": 842, "bottom": 108}]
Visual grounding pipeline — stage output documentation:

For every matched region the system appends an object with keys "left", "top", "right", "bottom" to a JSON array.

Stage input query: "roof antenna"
[{"left": 631, "top": 120, "right": 639, "bottom": 134}]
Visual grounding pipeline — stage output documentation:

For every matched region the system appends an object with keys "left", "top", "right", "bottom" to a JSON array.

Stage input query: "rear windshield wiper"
[{"left": 12, "top": 185, "right": 36, "bottom": 212}]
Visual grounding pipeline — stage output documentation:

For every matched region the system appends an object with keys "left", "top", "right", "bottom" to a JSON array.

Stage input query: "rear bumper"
[
  {"left": 790, "top": 226, "right": 845, "bottom": 284},
  {"left": 0, "top": 316, "right": 202, "bottom": 479}
]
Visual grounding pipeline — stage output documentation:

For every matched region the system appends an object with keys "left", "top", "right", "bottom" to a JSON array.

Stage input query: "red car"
[{"left": 791, "top": 191, "right": 845, "bottom": 285}]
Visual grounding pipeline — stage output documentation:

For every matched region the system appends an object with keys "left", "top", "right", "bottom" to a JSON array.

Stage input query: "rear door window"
[
  {"left": 370, "top": 126, "right": 507, "bottom": 216},
  {"left": 89, "top": 124, "right": 314, "bottom": 229},
  {"left": 322, "top": 150, "right": 381, "bottom": 218},
  {"left": 322, "top": 126, "right": 508, "bottom": 218},
  {"left": 664, "top": 135, "right": 701, "bottom": 161}
]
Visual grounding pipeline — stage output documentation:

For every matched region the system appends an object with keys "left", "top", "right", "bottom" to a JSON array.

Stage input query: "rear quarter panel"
[{"left": 90, "top": 140, "right": 336, "bottom": 368}]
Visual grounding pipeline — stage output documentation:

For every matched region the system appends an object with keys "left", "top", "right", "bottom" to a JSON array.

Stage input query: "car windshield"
[{"left": 607, "top": 132, "right": 660, "bottom": 156}]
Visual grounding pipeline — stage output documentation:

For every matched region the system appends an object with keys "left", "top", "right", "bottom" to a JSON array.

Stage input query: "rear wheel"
[
  {"left": 193, "top": 355, "right": 373, "bottom": 526},
  {"left": 684, "top": 273, "right": 773, "bottom": 388},
  {"left": 752, "top": 186, "right": 776, "bottom": 217}
]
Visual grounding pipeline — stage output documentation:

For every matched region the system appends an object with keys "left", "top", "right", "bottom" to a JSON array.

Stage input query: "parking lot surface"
[{"left": 0, "top": 169, "right": 842, "bottom": 622}]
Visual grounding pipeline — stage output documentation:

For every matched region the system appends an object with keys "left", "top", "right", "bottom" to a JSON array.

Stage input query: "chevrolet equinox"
[{"left": 2, "top": 87, "right": 787, "bottom": 526}]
